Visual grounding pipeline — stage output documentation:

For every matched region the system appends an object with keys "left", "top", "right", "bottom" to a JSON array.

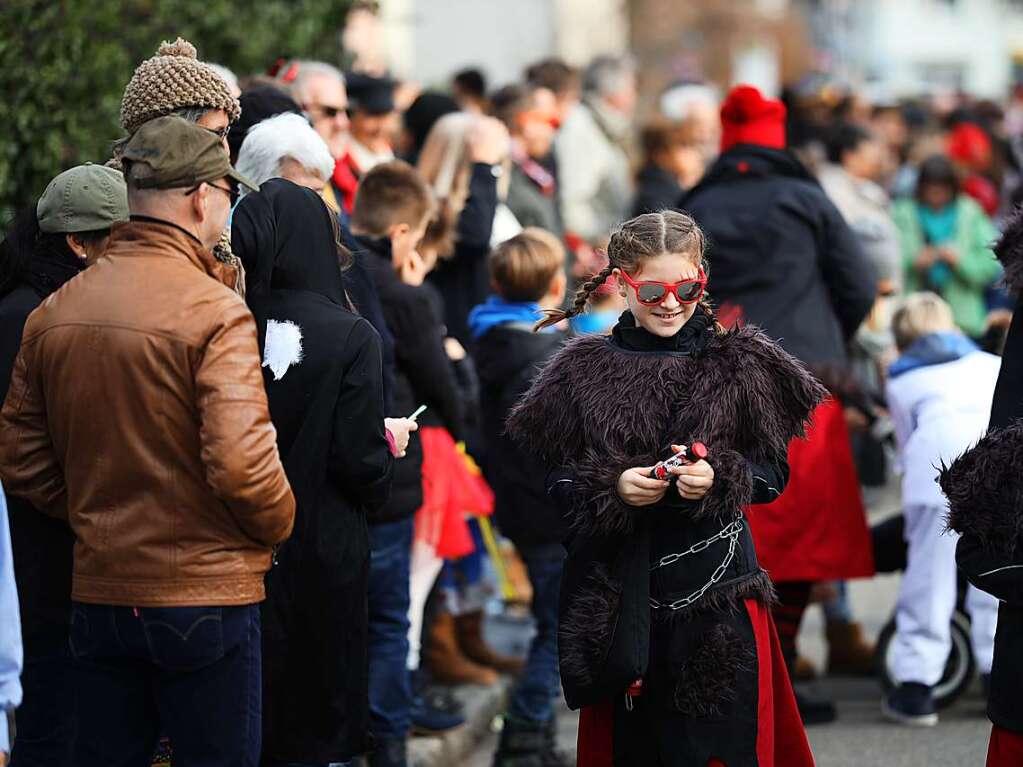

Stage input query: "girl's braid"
[{"left": 534, "top": 261, "right": 615, "bottom": 331}]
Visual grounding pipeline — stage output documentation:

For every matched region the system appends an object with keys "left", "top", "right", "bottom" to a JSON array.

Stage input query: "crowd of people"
[{"left": 1, "top": 18, "right": 1023, "bottom": 767}]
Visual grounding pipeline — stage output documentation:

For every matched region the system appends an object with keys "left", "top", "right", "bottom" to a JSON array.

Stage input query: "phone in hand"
[{"left": 650, "top": 441, "right": 708, "bottom": 480}]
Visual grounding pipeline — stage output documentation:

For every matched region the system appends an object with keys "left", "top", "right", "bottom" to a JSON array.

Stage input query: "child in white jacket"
[{"left": 883, "top": 292, "right": 1000, "bottom": 726}]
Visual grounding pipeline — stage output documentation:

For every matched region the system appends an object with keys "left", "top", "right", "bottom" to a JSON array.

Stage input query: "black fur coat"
[
  {"left": 940, "top": 205, "right": 1023, "bottom": 733},
  {"left": 507, "top": 315, "right": 824, "bottom": 722}
]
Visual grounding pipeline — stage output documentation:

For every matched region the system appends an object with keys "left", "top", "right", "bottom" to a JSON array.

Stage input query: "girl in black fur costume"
[{"left": 506, "top": 211, "right": 820, "bottom": 767}]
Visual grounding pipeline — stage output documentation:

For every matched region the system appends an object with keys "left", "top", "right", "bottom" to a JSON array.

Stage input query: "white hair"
[
  {"left": 207, "top": 63, "right": 239, "bottom": 94},
  {"left": 287, "top": 61, "right": 346, "bottom": 103},
  {"left": 235, "top": 113, "right": 335, "bottom": 194},
  {"left": 659, "top": 83, "right": 720, "bottom": 121}
]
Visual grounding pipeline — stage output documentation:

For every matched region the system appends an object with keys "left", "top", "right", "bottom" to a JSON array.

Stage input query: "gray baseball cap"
[{"left": 36, "top": 163, "right": 129, "bottom": 234}]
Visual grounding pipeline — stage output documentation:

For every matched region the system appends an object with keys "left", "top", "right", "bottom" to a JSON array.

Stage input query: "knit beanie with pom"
[
  {"left": 719, "top": 85, "right": 786, "bottom": 153},
  {"left": 120, "top": 38, "right": 241, "bottom": 134}
]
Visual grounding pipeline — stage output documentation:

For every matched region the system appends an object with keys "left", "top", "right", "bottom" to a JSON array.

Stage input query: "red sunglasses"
[{"left": 619, "top": 268, "right": 707, "bottom": 306}]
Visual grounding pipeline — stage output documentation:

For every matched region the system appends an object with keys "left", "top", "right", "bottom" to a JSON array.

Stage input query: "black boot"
[
  {"left": 493, "top": 716, "right": 546, "bottom": 767},
  {"left": 541, "top": 716, "right": 573, "bottom": 767},
  {"left": 368, "top": 737, "right": 407, "bottom": 767}
]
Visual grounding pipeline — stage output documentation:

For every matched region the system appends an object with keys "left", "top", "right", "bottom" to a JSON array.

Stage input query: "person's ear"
[
  {"left": 389, "top": 222, "right": 410, "bottom": 267},
  {"left": 190, "top": 183, "right": 209, "bottom": 223},
  {"left": 65, "top": 234, "right": 88, "bottom": 262},
  {"left": 612, "top": 268, "right": 628, "bottom": 298}
]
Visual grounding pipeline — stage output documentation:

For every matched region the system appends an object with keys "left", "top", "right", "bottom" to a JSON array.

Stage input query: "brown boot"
[
  {"left": 455, "top": 609, "right": 526, "bottom": 675},
  {"left": 425, "top": 609, "right": 499, "bottom": 686},
  {"left": 793, "top": 654, "right": 818, "bottom": 681},
  {"left": 826, "top": 620, "right": 876, "bottom": 677}
]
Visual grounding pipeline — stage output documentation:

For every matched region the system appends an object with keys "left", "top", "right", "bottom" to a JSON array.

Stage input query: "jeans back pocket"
[{"left": 140, "top": 606, "right": 225, "bottom": 672}]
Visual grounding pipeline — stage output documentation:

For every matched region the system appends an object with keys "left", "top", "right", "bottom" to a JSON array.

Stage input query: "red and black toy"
[{"left": 650, "top": 441, "right": 708, "bottom": 480}]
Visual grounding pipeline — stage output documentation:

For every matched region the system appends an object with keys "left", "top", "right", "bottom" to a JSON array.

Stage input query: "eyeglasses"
[
  {"left": 184, "top": 182, "right": 239, "bottom": 206},
  {"left": 204, "top": 125, "right": 230, "bottom": 140},
  {"left": 619, "top": 269, "right": 707, "bottom": 306},
  {"left": 304, "top": 103, "right": 348, "bottom": 120}
]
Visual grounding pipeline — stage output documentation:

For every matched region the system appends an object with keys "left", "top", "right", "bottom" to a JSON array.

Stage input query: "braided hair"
[{"left": 535, "top": 210, "right": 722, "bottom": 333}]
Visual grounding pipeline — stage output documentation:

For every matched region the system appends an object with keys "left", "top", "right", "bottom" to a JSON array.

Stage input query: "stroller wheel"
[{"left": 876, "top": 609, "right": 976, "bottom": 710}]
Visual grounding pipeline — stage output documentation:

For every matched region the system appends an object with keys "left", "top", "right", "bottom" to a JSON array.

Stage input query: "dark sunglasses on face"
[
  {"left": 184, "top": 181, "right": 239, "bottom": 206},
  {"left": 306, "top": 103, "right": 348, "bottom": 119},
  {"left": 620, "top": 268, "right": 707, "bottom": 306}
]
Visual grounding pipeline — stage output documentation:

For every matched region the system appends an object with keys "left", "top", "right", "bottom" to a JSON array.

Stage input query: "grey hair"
[
  {"left": 235, "top": 112, "right": 335, "bottom": 195},
  {"left": 582, "top": 54, "right": 636, "bottom": 97},
  {"left": 288, "top": 61, "right": 346, "bottom": 103}
]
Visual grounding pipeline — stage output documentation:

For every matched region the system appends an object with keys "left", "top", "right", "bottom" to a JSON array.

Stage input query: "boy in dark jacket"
[
  {"left": 350, "top": 161, "right": 466, "bottom": 767},
  {"left": 468, "top": 228, "right": 569, "bottom": 767}
]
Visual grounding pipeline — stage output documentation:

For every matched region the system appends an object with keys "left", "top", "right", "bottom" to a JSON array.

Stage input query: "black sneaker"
[
  {"left": 795, "top": 689, "right": 837, "bottom": 725},
  {"left": 410, "top": 690, "right": 465, "bottom": 735},
  {"left": 882, "top": 682, "right": 938, "bottom": 727}
]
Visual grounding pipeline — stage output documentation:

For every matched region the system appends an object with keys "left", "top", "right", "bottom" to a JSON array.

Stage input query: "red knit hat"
[
  {"left": 946, "top": 123, "right": 992, "bottom": 171},
  {"left": 719, "top": 85, "right": 787, "bottom": 152}
]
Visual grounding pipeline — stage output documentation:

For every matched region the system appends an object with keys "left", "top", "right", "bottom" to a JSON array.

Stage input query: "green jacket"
[{"left": 892, "top": 195, "right": 1001, "bottom": 337}]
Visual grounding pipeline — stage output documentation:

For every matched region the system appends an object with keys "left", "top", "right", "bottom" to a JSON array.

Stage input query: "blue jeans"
[
  {"left": 10, "top": 634, "right": 75, "bottom": 766},
  {"left": 69, "top": 601, "right": 261, "bottom": 767},
  {"left": 508, "top": 544, "right": 565, "bottom": 723},
  {"left": 367, "top": 518, "right": 414, "bottom": 740}
]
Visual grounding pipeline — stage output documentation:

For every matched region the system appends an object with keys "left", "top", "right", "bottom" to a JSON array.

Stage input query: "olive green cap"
[
  {"left": 36, "top": 163, "right": 129, "bottom": 234},
  {"left": 121, "top": 115, "right": 257, "bottom": 192}
]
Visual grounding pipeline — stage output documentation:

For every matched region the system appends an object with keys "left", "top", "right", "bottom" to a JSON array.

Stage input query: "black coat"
[
  {"left": 339, "top": 227, "right": 396, "bottom": 412},
  {"left": 233, "top": 180, "right": 394, "bottom": 762},
  {"left": 428, "top": 162, "right": 498, "bottom": 346},
  {"left": 941, "top": 208, "right": 1023, "bottom": 733},
  {"left": 0, "top": 256, "right": 79, "bottom": 647},
  {"left": 356, "top": 234, "right": 465, "bottom": 524},
  {"left": 473, "top": 323, "right": 567, "bottom": 546},
  {"left": 680, "top": 145, "right": 876, "bottom": 366},
  {"left": 633, "top": 164, "right": 683, "bottom": 218}
]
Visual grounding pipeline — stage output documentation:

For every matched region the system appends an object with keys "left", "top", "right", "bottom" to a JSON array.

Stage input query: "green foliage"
[{"left": 0, "top": 0, "right": 350, "bottom": 219}]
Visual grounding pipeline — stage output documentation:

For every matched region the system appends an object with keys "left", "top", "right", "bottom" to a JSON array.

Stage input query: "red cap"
[
  {"left": 946, "top": 123, "right": 992, "bottom": 171},
  {"left": 720, "top": 85, "right": 787, "bottom": 153}
]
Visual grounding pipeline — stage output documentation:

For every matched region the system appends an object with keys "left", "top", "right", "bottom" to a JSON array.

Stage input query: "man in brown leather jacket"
[{"left": 0, "top": 116, "right": 295, "bottom": 766}]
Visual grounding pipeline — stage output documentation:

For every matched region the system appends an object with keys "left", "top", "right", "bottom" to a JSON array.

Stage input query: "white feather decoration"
[{"left": 263, "top": 320, "right": 304, "bottom": 381}]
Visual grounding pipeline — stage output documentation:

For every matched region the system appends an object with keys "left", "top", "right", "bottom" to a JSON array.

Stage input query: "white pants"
[
  {"left": 406, "top": 539, "right": 445, "bottom": 670},
  {"left": 892, "top": 504, "right": 999, "bottom": 685}
]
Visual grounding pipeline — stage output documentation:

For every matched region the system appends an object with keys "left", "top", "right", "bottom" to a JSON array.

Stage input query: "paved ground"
[{"left": 462, "top": 483, "right": 994, "bottom": 766}]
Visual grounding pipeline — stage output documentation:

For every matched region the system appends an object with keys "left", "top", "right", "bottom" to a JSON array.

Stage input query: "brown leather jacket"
[{"left": 0, "top": 218, "right": 295, "bottom": 607}]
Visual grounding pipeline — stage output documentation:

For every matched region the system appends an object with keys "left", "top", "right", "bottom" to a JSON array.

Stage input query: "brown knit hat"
[{"left": 120, "top": 38, "right": 241, "bottom": 134}]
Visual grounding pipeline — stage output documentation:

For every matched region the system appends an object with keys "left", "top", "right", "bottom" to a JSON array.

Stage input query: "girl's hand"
[
  {"left": 384, "top": 417, "right": 418, "bottom": 457},
  {"left": 938, "top": 245, "right": 959, "bottom": 266},
  {"left": 666, "top": 446, "right": 715, "bottom": 500},
  {"left": 399, "top": 249, "right": 429, "bottom": 286},
  {"left": 914, "top": 247, "right": 936, "bottom": 272},
  {"left": 467, "top": 116, "right": 510, "bottom": 165},
  {"left": 616, "top": 467, "right": 670, "bottom": 507}
]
